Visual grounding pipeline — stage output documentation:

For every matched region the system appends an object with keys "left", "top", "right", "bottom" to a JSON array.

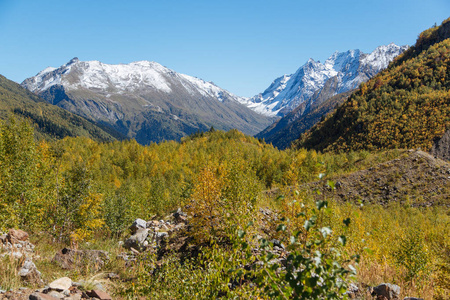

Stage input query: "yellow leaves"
[
  {"left": 188, "top": 167, "right": 225, "bottom": 242},
  {"left": 70, "top": 191, "right": 105, "bottom": 243},
  {"left": 113, "top": 177, "right": 122, "bottom": 188}
]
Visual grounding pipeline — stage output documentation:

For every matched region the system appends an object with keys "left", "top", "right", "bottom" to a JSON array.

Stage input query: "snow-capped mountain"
[
  {"left": 241, "top": 43, "right": 408, "bottom": 117},
  {"left": 23, "top": 57, "right": 246, "bottom": 104},
  {"left": 22, "top": 58, "right": 272, "bottom": 144}
]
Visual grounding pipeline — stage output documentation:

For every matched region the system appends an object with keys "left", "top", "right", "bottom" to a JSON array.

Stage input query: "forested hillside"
[
  {"left": 0, "top": 75, "right": 120, "bottom": 142},
  {"left": 0, "top": 119, "right": 448, "bottom": 299},
  {"left": 296, "top": 18, "right": 450, "bottom": 152}
]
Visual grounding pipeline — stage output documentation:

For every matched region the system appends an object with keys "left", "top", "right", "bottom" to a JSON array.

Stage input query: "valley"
[{"left": 0, "top": 13, "right": 449, "bottom": 300}]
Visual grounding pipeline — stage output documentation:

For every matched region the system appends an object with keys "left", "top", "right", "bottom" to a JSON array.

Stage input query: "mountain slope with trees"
[
  {"left": 296, "top": 18, "right": 450, "bottom": 152},
  {"left": 0, "top": 74, "right": 120, "bottom": 142}
]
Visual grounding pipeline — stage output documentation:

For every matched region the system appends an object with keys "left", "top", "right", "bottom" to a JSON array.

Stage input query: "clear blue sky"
[{"left": 0, "top": 0, "right": 448, "bottom": 97}]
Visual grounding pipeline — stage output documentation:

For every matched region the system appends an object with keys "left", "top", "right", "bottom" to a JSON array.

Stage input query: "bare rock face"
[{"left": 431, "top": 129, "right": 450, "bottom": 161}]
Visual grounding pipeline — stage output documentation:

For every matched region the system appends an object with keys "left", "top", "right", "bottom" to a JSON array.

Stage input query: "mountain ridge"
[
  {"left": 22, "top": 59, "right": 273, "bottom": 144},
  {"left": 295, "top": 18, "right": 450, "bottom": 152},
  {"left": 239, "top": 43, "right": 408, "bottom": 117},
  {"left": 0, "top": 74, "right": 119, "bottom": 142}
]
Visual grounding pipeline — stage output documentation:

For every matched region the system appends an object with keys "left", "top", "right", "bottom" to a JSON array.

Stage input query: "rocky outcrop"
[
  {"left": 0, "top": 229, "right": 43, "bottom": 285},
  {"left": 431, "top": 129, "right": 450, "bottom": 161},
  {"left": 371, "top": 283, "right": 401, "bottom": 300},
  {"left": 123, "top": 208, "right": 188, "bottom": 253}
]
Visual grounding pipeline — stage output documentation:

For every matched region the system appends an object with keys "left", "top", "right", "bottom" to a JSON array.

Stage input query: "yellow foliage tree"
[{"left": 188, "top": 167, "right": 225, "bottom": 243}]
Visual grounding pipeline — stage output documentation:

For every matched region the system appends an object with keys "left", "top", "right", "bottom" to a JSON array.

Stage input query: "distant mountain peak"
[{"left": 237, "top": 43, "right": 408, "bottom": 117}]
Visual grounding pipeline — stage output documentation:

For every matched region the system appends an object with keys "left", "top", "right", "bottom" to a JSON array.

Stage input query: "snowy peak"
[
  {"left": 361, "top": 43, "right": 409, "bottom": 72},
  {"left": 22, "top": 58, "right": 243, "bottom": 103},
  {"left": 241, "top": 43, "right": 408, "bottom": 117}
]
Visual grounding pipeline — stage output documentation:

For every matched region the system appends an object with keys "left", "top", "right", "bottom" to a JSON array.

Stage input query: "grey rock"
[
  {"left": 153, "top": 231, "right": 168, "bottom": 244},
  {"left": 29, "top": 292, "right": 58, "bottom": 300},
  {"left": 371, "top": 283, "right": 400, "bottom": 300},
  {"left": 48, "top": 290, "right": 65, "bottom": 298},
  {"left": 49, "top": 276, "right": 72, "bottom": 291},
  {"left": 130, "top": 218, "right": 147, "bottom": 234},
  {"left": 19, "top": 258, "right": 43, "bottom": 285},
  {"left": 124, "top": 228, "right": 149, "bottom": 250}
]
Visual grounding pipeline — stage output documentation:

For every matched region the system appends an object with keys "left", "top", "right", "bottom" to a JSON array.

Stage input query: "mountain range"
[
  {"left": 20, "top": 43, "right": 407, "bottom": 146},
  {"left": 22, "top": 59, "right": 272, "bottom": 144},
  {"left": 239, "top": 43, "right": 408, "bottom": 117},
  {"left": 247, "top": 43, "right": 408, "bottom": 148}
]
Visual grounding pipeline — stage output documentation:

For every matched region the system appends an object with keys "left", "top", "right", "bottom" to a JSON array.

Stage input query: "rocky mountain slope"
[
  {"left": 22, "top": 59, "right": 273, "bottom": 144},
  {"left": 296, "top": 18, "right": 450, "bottom": 153},
  {"left": 0, "top": 74, "right": 118, "bottom": 142},
  {"left": 240, "top": 43, "right": 408, "bottom": 118},
  {"left": 256, "top": 87, "right": 353, "bottom": 149},
  {"left": 304, "top": 150, "right": 450, "bottom": 207}
]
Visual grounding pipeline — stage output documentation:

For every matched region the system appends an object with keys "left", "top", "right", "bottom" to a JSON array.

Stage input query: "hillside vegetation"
[
  {"left": 0, "top": 75, "right": 120, "bottom": 142},
  {"left": 296, "top": 18, "right": 450, "bottom": 152},
  {"left": 0, "top": 120, "right": 448, "bottom": 299}
]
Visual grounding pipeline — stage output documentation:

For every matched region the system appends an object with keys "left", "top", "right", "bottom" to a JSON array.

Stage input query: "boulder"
[
  {"left": 124, "top": 228, "right": 149, "bottom": 250},
  {"left": 7, "top": 229, "right": 29, "bottom": 242},
  {"left": 18, "top": 258, "right": 43, "bottom": 285},
  {"left": 130, "top": 218, "right": 147, "bottom": 234},
  {"left": 52, "top": 248, "right": 109, "bottom": 270},
  {"left": 48, "top": 276, "right": 72, "bottom": 291},
  {"left": 371, "top": 283, "right": 400, "bottom": 300}
]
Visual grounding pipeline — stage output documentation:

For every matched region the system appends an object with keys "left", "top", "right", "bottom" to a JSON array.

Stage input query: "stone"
[
  {"left": 0, "top": 234, "right": 7, "bottom": 244},
  {"left": 371, "top": 283, "right": 400, "bottom": 300},
  {"left": 130, "top": 218, "right": 147, "bottom": 234},
  {"left": 146, "top": 220, "right": 160, "bottom": 228},
  {"left": 86, "top": 289, "right": 112, "bottom": 300},
  {"left": 29, "top": 292, "right": 58, "bottom": 300},
  {"left": 124, "top": 228, "right": 149, "bottom": 250},
  {"left": 66, "top": 293, "right": 82, "bottom": 300},
  {"left": 7, "top": 229, "right": 29, "bottom": 242},
  {"left": 49, "top": 277, "right": 72, "bottom": 291},
  {"left": 52, "top": 248, "right": 109, "bottom": 270},
  {"left": 19, "top": 258, "right": 43, "bottom": 285},
  {"left": 153, "top": 231, "right": 168, "bottom": 244},
  {"left": 47, "top": 290, "right": 65, "bottom": 298}
]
